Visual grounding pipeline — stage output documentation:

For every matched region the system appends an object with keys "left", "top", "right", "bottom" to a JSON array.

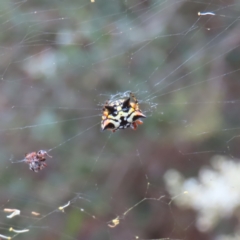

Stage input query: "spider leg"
[
  {"left": 131, "top": 122, "right": 138, "bottom": 130},
  {"left": 130, "top": 92, "right": 138, "bottom": 104}
]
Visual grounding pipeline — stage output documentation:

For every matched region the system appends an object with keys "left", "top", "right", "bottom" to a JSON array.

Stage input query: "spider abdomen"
[{"left": 101, "top": 92, "right": 146, "bottom": 132}]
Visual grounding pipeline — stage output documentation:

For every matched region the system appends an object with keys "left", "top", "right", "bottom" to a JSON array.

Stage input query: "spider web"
[{"left": 0, "top": 0, "right": 240, "bottom": 239}]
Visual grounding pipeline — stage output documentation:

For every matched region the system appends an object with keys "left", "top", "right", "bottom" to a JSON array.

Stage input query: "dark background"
[{"left": 0, "top": 0, "right": 240, "bottom": 239}]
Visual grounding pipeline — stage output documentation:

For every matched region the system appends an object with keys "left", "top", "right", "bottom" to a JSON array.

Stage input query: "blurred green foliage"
[{"left": 0, "top": 0, "right": 240, "bottom": 239}]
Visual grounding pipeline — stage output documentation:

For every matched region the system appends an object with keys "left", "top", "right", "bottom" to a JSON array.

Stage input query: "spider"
[
  {"left": 24, "top": 150, "right": 52, "bottom": 172},
  {"left": 101, "top": 92, "right": 146, "bottom": 132}
]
